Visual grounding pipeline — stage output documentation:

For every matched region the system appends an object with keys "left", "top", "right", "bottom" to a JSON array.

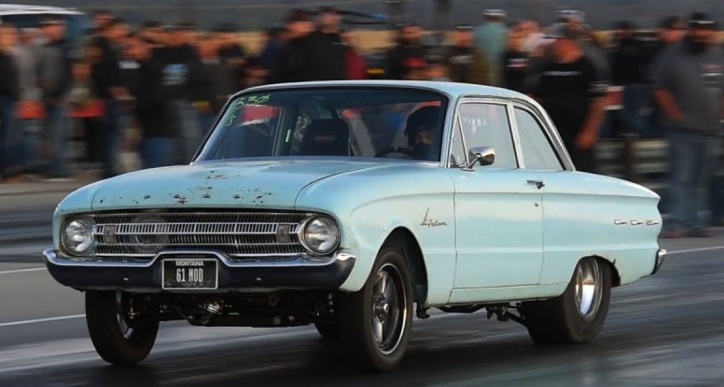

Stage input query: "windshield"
[{"left": 195, "top": 87, "right": 449, "bottom": 163}]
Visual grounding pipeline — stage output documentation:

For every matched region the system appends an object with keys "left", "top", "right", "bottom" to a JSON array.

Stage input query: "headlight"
[
  {"left": 300, "top": 216, "right": 340, "bottom": 255},
  {"left": 61, "top": 217, "right": 95, "bottom": 255}
]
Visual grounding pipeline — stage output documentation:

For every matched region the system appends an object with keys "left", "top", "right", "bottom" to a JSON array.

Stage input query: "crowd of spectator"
[{"left": 0, "top": 7, "right": 722, "bottom": 236}]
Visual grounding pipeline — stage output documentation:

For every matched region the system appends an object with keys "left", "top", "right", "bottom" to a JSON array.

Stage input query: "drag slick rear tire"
[
  {"left": 520, "top": 257, "right": 612, "bottom": 344},
  {"left": 85, "top": 290, "right": 159, "bottom": 365},
  {"left": 338, "top": 246, "right": 414, "bottom": 372}
]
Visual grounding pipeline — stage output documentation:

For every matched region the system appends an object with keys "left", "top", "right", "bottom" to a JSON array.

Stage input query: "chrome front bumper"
[
  {"left": 652, "top": 248, "right": 666, "bottom": 275},
  {"left": 43, "top": 248, "right": 357, "bottom": 292}
]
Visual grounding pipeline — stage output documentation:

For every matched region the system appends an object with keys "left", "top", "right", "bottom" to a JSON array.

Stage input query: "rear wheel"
[
  {"left": 85, "top": 290, "right": 159, "bottom": 365},
  {"left": 338, "top": 247, "right": 414, "bottom": 372},
  {"left": 521, "top": 257, "right": 612, "bottom": 344}
]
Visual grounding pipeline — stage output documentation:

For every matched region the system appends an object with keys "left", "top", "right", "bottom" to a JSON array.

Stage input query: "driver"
[{"left": 404, "top": 106, "right": 441, "bottom": 160}]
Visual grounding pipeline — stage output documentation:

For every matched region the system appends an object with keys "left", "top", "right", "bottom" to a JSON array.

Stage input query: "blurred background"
[{"left": 1, "top": 0, "right": 723, "bottom": 31}]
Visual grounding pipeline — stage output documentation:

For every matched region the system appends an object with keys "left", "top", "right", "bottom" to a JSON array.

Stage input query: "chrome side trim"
[
  {"left": 43, "top": 248, "right": 355, "bottom": 269},
  {"left": 506, "top": 101, "right": 526, "bottom": 168},
  {"left": 614, "top": 219, "right": 628, "bottom": 225}
]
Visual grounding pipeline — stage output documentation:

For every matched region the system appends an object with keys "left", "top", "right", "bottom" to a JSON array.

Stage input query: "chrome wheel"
[
  {"left": 115, "top": 291, "right": 134, "bottom": 339},
  {"left": 574, "top": 258, "right": 604, "bottom": 322},
  {"left": 370, "top": 263, "right": 407, "bottom": 355}
]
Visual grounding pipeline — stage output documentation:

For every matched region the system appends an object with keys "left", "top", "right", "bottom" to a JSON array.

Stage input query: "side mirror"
[{"left": 462, "top": 146, "right": 495, "bottom": 171}]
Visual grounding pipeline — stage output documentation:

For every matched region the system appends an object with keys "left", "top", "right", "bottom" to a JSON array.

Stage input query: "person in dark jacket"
[
  {"left": 90, "top": 17, "right": 133, "bottom": 179},
  {"left": 0, "top": 24, "right": 21, "bottom": 182},
  {"left": 127, "top": 34, "right": 174, "bottom": 169},
  {"left": 157, "top": 23, "right": 202, "bottom": 164},
  {"left": 38, "top": 18, "right": 76, "bottom": 180},
  {"left": 501, "top": 23, "right": 531, "bottom": 93},
  {"left": 308, "top": 6, "right": 347, "bottom": 79},
  {"left": 259, "top": 27, "right": 285, "bottom": 79},
  {"left": 385, "top": 23, "right": 428, "bottom": 80},
  {"left": 215, "top": 23, "right": 247, "bottom": 89},
  {"left": 189, "top": 34, "right": 236, "bottom": 137},
  {"left": 611, "top": 21, "right": 654, "bottom": 137},
  {"left": 271, "top": 9, "right": 348, "bottom": 83},
  {"left": 645, "top": 16, "right": 687, "bottom": 132},
  {"left": 443, "top": 25, "right": 491, "bottom": 85}
]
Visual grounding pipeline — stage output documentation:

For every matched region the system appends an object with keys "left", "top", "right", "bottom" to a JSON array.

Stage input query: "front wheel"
[
  {"left": 338, "top": 247, "right": 414, "bottom": 372},
  {"left": 521, "top": 257, "right": 612, "bottom": 344},
  {"left": 85, "top": 290, "right": 159, "bottom": 365}
]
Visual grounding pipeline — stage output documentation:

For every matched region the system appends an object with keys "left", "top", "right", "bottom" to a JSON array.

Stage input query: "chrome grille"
[{"left": 90, "top": 212, "right": 308, "bottom": 259}]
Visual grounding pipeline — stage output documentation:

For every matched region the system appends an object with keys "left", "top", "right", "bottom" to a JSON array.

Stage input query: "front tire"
[
  {"left": 85, "top": 290, "right": 159, "bottom": 365},
  {"left": 338, "top": 247, "right": 414, "bottom": 372},
  {"left": 521, "top": 257, "right": 612, "bottom": 344}
]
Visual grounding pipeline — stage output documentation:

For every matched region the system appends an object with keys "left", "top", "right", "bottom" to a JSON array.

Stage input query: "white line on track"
[
  {"left": 0, "top": 245, "right": 722, "bottom": 328},
  {"left": 0, "top": 267, "right": 46, "bottom": 275},
  {"left": 0, "top": 314, "right": 85, "bottom": 328},
  {"left": 665, "top": 245, "right": 724, "bottom": 255}
]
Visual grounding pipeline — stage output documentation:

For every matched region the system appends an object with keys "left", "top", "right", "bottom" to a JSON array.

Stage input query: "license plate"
[{"left": 162, "top": 259, "right": 218, "bottom": 290}]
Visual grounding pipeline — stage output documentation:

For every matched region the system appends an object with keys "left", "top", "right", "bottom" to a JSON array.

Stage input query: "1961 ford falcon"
[{"left": 44, "top": 80, "right": 665, "bottom": 372}]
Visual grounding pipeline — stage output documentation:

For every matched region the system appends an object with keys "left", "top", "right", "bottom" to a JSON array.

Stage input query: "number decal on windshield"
[{"left": 224, "top": 95, "right": 271, "bottom": 126}]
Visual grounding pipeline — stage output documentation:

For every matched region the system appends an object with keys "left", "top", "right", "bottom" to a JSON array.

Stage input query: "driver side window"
[{"left": 457, "top": 103, "right": 518, "bottom": 169}]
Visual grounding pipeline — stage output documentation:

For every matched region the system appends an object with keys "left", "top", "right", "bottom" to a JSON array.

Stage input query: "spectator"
[
  {"left": 385, "top": 23, "right": 427, "bottom": 80},
  {"left": 0, "top": 24, "right": 22, "bottom": 183},
  {"left": 90, "top": 17, "right": 132, "bottom": 179},
  {"left": 560, "top": 13, "right": 612, "bottom": 84},
  {"left": 270, "top": 9, "right": 315, "bottom": 83},
  {"left": 139, "top": 21, "right": 165, "bottom": 50},
  {"left": 273, "top": 9, "right": 347, "bottom": 83},
  {"left": 126, "top": 34, "right": 174, "bottom": 169},
  {"left": 519, "top": 20, "right": 544, "bottom": 56},
  {"left": 646, "top": 16, "right": 687, "bottom": 135},
  {"left": 532, "top": 24, "right": 609, "bottom": 173},
  {"left": 473, "top": 9, "right": 509, "bottom": 87},
  {"left": 502, "top": 23, "right": 531, "bottom": 93},
  {"left": 215, "top": 23, "right": 247, "bottom": 89},
  {"left": 340, "top": 29, "right": 367, "bottom": 80},
  {"left": 611, "top": 21, "right": 653, "bottom": 137},
  {"left": 258, "top": 27, "right": 285, "bottom": 78},
  {"left": 650, "top": 12, "right": 724, "bottom": 238},
  {"left": 309, "top": 6, "right": 347, "bottom": 80},
  {"left": 158, "top": 23, "right": 202, "bottom": 164},
  {"left": 442, "top": 25, "right": 490, "bottom": 85},
  {"left": 38, "top": 18, "right": 75, "bottom": 181},
  {"left": 647, "top": 16, "right": 687, "bottom": 67},
  {"left": 14, "top": 28, "right": 42, "bottom": 177},
  {"left": 190, "top": 33, "right": 235, "bottom": 136}
]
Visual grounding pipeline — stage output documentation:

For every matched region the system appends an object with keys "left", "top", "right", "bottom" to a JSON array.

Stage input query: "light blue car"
[{"left": 43, "top": 80, "right": 665, "bottom": 372}]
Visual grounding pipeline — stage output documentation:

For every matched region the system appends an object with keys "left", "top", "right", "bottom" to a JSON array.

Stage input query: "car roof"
[
  {"left": 0, "top": 4, "right": 83, "bottom": 16},
  {"left": 239, "top": 80, "right": 536, "bottom": 104}
]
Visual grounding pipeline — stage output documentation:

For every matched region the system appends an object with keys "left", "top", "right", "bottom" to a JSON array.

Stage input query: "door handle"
[{"left": 527, "top": 179, "right": 545, "bottom": 189}]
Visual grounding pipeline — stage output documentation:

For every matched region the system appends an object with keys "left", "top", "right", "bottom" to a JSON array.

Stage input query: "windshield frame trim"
[{"left": 192, "top": 85, "right": 455, "bottom": 166}]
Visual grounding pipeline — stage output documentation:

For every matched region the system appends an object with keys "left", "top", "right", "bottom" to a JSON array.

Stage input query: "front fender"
[
  {"left": 332, "top": 194, "right": 456, "bottom": 305},
  {"left": 294, "top": 165, "right": 457, "bottom": 303}
]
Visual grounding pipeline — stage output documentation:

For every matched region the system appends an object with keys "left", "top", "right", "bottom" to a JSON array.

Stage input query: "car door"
[
  {"left": 509, "top": 102, "right": 579, "bottom": 286},
  {"left": 450, "top": 99, "right": 545, "bottom": 289}
]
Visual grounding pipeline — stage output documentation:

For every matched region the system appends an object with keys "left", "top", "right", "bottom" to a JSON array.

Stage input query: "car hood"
[{"left": 87, "top": 159, "right": 391, "bottom": 211}]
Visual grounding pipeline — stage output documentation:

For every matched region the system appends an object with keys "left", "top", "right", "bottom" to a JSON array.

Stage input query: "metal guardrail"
[
  {"left": 597, "top": 136, "right": 724, "bottom": 203},
  {"left": 596, "top": 137, "right": 669, "bottom": 193}
]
